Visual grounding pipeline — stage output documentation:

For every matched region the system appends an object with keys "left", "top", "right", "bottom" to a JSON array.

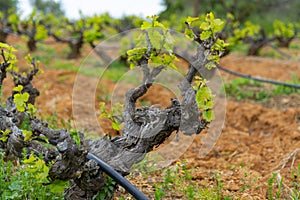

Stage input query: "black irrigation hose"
[
  {"left": 86, "top": 153, "right": 149, "bottom": 200},
  {"left": 217, "top": 65, "right": 300, "bottom": 89}
]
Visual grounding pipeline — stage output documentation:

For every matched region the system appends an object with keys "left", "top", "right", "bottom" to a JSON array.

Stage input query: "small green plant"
[
  {"left": 0, "top": 151, "right": 65, "bottom": 199},
  {"left": 151, "top": 161, "right": 230, "bottom": 200},
  {"left": 225, "top": 78, "right": 267, "bottom": 101},
  {"left": 239, "top": 171, "right": 261, "bottom": 192},
  {"left": 99, "top": 102, "right": 124, "bottom": 131},
  {"left": 94, "top": 176, "right": 116, "bottom": 200},
  {"left": 13, "top": 85, "right": 30, "bottom": 112},
  {"left": 69, "top": 129, "right": 81, "bottom": 146},
  {"left": 12, "top": 85, "right": 38, "bottom": 118},
  {"left": 290, "top": 164, "right": 300, "bottom": 199},
  {"left": 272, "top": 74, "right": 300, "bottom": 96},
  {"left": 267, "top": 172, "right": 284, "bottom": 200},
  {"left": 225, "top": 76, "right": 300, "bottom": 102},
  {"left": 0, "top": 130, "right": 11, "bottom": 142},
  {"left": 194, "top": 76, "right": 215, "bottom": 122},
  {"left": 154, "top": 184, "right": 166, "bottom": 200}
]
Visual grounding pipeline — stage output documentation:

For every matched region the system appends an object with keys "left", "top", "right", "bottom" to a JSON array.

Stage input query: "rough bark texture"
[{"left": 0, "top": 30, "right": 215, "bottom": 199}]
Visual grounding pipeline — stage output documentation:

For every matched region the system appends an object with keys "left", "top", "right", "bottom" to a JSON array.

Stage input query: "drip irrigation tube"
[
  {"left": 217, "top": 65, "right": 300, "bottom": 89},
  {"left": 87, "top": 153, "right": 149, "bottom": 200}
]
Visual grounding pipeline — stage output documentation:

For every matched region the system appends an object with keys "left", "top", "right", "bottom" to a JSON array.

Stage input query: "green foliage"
[
  {"left": 127, "top": 47, "right": 147, "bottom": 69},
  {"left": 25, "top": 9, "right": 48, "bottom": 41},
  {"left": 12, "top": 84, "right": 38, "bottom": 117},
  {"left": 22, "top": 130, "right": 33, "bottom": 142},
  {"left": 13, "top": 85, "right": 30, "bottom": 112},
  {"left": 23, "top": 152, "right": 49, "bottom": 182},
  {"left": 185, "top": 12, "right": 228, "bottom": 69},
  {"left": 224, "top": 78, "right": 267, "bottom": 101},
  {"left": 69, "top": 129, "right": 81, "bottom": 147},
  {"left": 267, "top": 173, "right": 283, "bottom": 200},
  {"left": 127, "top": 15, "right": 179, "bottom": 70},
  {"left": 99, "top": 102, "right": 124, "bottom": 131},
  {"left": 0, "top": 151, "right": 64, "bottom": 199},
  {"left": 0, "top": 42, "right": 18, "bottom": 71},
  {"left": 153, "top": 161, "right": 228, "bottom": 199},
  {"left": 0, "top": 130, "right": 11, "bottom": 142},
  {"left": 290, "top": 164, "right": 300, "bottom": 199},
  {"left": 225, "top": 76, "right": 300, "bottom": 102},
  {"left": 94, "top": 176, "right": 116, "bottom": 200},
  {"left": 193, "top": 76, "right": 214, "bottom": 122},
  {"left": 271, "top": 74, "right": 300, "bottom": 96},
  {"left": 273, "top": 20, "right": 296, "bottom": 39}
]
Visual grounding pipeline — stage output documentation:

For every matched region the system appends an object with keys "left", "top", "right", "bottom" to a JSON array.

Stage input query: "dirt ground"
[{"left": 2, "top": 36, "right": 300, "bottom": 199}]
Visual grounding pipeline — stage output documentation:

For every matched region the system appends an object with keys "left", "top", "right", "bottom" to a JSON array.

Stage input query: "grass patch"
[
  {"left": 225, "top": 75, "right": 300, "bottom": 101},
  {"left": 50, "top": 60, "right": 78, "bottom": 72},
  {"left": 0, "top": 151, "right": 64, "bottom": 199}
]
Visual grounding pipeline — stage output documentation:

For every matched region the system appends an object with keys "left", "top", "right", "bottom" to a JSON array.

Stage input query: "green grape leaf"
[
  {"left": 0, "top": 129, "right": 11, "bottom": 142},
  {"left": 0, "top": 42, "right": 17, "bottom": 52},
  {"left": 141, "top": 21, "right": 152, "bottom": 30},
  {"left": 208, "top": 54, "right": 220, "bottom": 63},
  {"left": 13, "top": 85, "right": 23, "bottom": 92},
  {"left": 49, "top": 180, "right": 69, "bottom": 194},
  {"left": 23, "top": 153, "right": 37, "bottom": 164},
  {"left": 25, "top": 54, "right": 33, "bottom": 64},
  {"left": 203, "top": 110, "right": 214, "bottom": 122},
  {"left": 184, "top": 28, "right": 194, "bottom": 39},
  {"left": 22, "top": 130, "right": 32, "bottom": 141},
  {"left": 200, "top": 31, "right": 211, "bottom": 40},
  {"left": 27, "top": 103, "right": 37, "bottom": 118},
  {"left": 213, "top": 19, "right": 224, "bottom": 32},
  {"left": 186, "top": 16, "right": 199, "bottom": 24},
  {"left": 200, "top": 22, "right": 210, "bottom": 30},
  {"left": 13, "top": 92, "right": 30, "bottom": 112},
  {"left": 34, "top": 25, "right": 48, "bottom": 41},
  {"left": 205, "top": 62, "right": 216, "bottom": 70}
]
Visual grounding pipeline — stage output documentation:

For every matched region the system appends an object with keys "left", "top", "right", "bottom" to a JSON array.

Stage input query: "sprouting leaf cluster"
[
  {"left": 185, "top": 12, "right": 229, "bottom": 69},
  {"left": 0, "top": 151, "right": 65, "bottom": 199},
  {"left": 23, "top": 153, "right": 50, "bottom": 183},
  {"left": 193, "top": 76, "right": 215, "bottom": 122},
  {"left": 12, "top": 84, "right": 38, "bottom": 118},
  {"left": 233, "top": 21, "right": 261, "bottom": 40},
  {"left": 126, "top": 15, "right": 179, "bottom": 69},
  {"left": 0, "top": 42, "right": 18, "bottom": 71},
  {"left": 99, "top": 102, "right": 124, "bottom": 131},
  {"left": 0, "top": 130, "right": 11, "bottom": 142},
  {"left": 23, "top": 152, "right": 69, "bottom": 194},
  {"left": 273, "top": 20, "right": 296, "bottom": 39},
  {"left": 13, "top": 85, "right": 30, "bottom": 112}
]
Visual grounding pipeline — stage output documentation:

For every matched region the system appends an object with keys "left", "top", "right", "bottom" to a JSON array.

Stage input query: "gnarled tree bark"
[{"left": 0, "top": 28, "right": 216, "bottom": 199}]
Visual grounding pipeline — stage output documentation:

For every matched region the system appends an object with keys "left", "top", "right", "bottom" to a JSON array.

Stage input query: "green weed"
[
  {"left": 290, "top": 164, "right": 300, "bottom": 199},
  {"left": 225, "top": 75, "right": 300, "bottom": 101},
  {"left": 271, "top": 74, "right": 300, "bottom": 96},
  {"left": 0, "top": 151, "right": 64, "bottom": 199},
  {"left": 225, "top": 78, "right": 268, "bottom": 101},
  {"left": 94, "top": 176, "right": 116, "bottom": 200},
  {"left": 153, "top": 161, "right": 230, "bottom": 200}
]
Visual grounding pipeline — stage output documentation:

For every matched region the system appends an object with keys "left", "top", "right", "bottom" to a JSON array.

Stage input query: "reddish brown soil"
[{"left": 3, "top": 35, "right": 300, "bottom": 199}]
